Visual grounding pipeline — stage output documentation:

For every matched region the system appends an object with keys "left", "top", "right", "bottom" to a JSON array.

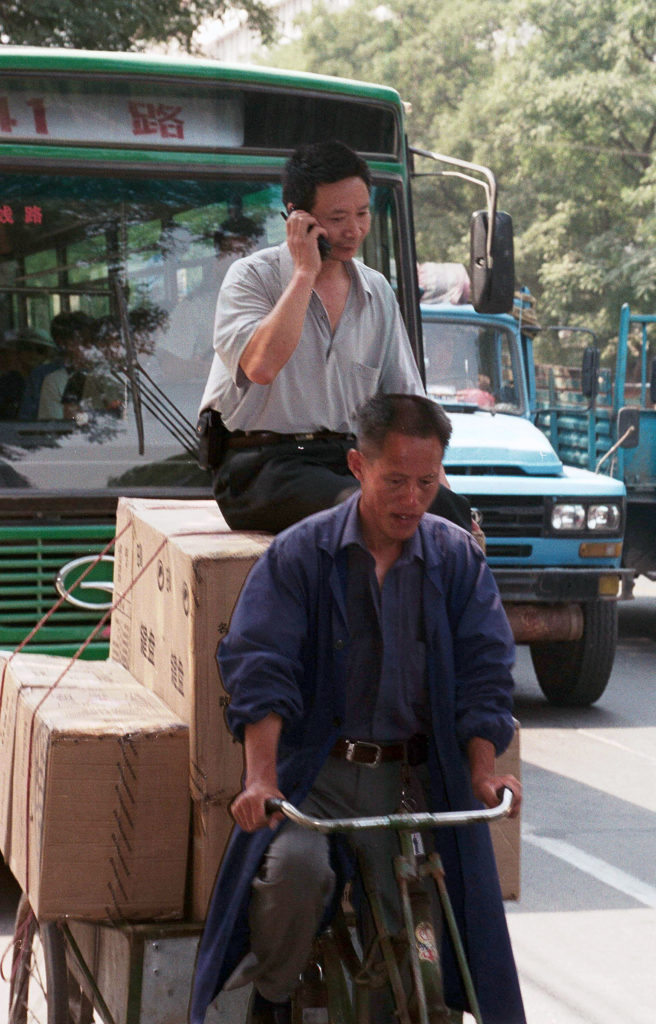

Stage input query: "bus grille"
[{"left": 0, "top": 525, "right": 115, "bottom": 650}]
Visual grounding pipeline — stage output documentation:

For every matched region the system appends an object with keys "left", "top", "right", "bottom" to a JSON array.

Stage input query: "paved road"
[
  {"left": 2, "top": 579, "right": 655, "bottom": 1023},
  {"left": 506, "top": 576, "right": 656, "bottom": 1023}
]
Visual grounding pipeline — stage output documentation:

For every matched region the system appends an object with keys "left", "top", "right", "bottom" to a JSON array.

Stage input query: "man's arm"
[
  {"left": 467, "top": 736, "right": 522, "bottom": 819},
  {"left": 239, "top": 211, "right": 324, "bottom": 385},
  {"left": 229, "top": 712, "right": 286, "bottom": 832}
]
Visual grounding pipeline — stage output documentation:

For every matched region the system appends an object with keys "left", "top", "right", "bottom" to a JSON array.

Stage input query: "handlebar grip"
[{"left": 264, "top": 797, "right": 284, "bottom": 817}]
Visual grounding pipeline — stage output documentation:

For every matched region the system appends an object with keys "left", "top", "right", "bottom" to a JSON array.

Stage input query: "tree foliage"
[
  {"left": 0, "top": 0, "right": 275, "bottom": 53},
  {"left": 264, "top": 0, "right": 656, "bottom": 353}
]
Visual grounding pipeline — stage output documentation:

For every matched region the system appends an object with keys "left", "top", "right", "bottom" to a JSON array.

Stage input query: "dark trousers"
[{"left": 212, "top": 438, "right": 472, "bottom": 534}]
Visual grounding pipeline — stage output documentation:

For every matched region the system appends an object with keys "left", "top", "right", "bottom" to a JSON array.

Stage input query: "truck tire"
[{"left": 529, "top": 599, "right": 618, "bottom": 706}]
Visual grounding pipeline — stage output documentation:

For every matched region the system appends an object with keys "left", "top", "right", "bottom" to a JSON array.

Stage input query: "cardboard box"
[
  {"left": 110, "top": 498, "right": 270, "bottom": 917},
  {"left": 1, "top": 653, "right": 117, "bottom": 860},
  {"left": 490, "top": 720, "right": 521, "bottom": 901},
  {"left": 5, "top": 654, "right": 190, "bottom": 921}
]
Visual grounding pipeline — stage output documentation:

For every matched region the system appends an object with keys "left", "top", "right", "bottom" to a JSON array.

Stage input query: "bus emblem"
[{"left": 55, "top": 556, "right": 115, "bottom": 610}]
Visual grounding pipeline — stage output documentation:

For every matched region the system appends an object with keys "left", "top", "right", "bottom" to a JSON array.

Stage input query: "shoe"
[{"left": 246, "top": 989, "right": 292, "bottom": 1024}]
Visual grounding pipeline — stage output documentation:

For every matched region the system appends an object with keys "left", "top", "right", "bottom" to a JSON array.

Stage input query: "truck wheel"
[{"left": 529, "top": 600, "right": 618, "bottom": 706}]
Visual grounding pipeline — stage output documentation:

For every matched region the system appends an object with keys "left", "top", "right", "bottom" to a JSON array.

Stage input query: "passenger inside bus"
[
  {"left": 0, "top": 327, "right": 56, "bottom": 420},
  {"left": 18, "top": 312, "right": 124, "bottom": 421}
]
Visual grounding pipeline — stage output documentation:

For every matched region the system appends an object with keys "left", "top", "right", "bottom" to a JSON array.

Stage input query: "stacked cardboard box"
[
  {"left": 0, "top": 653, "right": 190, "bottom": 920},
  {"left": 109, "top": 498, "right": 272, "bottom": 918}
]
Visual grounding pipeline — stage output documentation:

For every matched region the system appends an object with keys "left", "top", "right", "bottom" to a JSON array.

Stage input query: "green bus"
[{"left": 0, "top": 46, "right": 511, "bottom": 656}]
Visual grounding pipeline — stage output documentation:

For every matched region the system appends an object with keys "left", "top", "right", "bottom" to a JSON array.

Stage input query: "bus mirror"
[
  {"left": 470, "top": 210, "right": 515, "bottom": 314},
  {"left": 617, "top": 406, "right": 640, "bottom": 448},
  {"left": 650, "top": 356, "right": 656, "bottom": 405},
  {"left": 581, "top": 346, "right": 599, "bottom": 399}
]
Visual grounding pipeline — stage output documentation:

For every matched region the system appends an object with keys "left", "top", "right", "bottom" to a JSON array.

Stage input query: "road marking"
[
  {"left": 523, "top": 832, "right": 656, "bottom": 908},
  {"left": 578, "top": 729, "right": 656, "bottom": 764}
]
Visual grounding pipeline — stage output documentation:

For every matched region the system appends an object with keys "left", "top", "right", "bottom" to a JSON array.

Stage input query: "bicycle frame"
[{"left": 266, "top": 789, "right": 513, "bottom": 1024}]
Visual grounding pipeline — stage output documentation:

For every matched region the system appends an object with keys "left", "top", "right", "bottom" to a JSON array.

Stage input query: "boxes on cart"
[
  {"left": 5, "top": 654, "right": 189, "bottom": 921},
  {"left": 109, "top": 497, "right": 271, "bottom": 917},
  {"left": 0, "top": 652, "right": 116, "bottom": 860}
]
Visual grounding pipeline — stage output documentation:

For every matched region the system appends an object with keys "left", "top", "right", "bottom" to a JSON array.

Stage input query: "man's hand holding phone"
[{"left": 282, "top": 206, "right": 331, "bottom": 273}]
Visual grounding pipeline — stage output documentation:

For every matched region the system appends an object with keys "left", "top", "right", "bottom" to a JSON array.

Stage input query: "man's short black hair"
[
  {"left": 356, "top": 393, "right": 452, "bottom": 453},
  {"left": 50, "top": 311, "right": 96, "bottom": 348},
  {"left": 282, "top": 140, "right": 372, "bottom": 212}
]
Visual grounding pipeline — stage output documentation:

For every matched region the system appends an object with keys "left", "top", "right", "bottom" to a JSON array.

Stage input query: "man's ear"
[{"left": 346, "top": 447, "right": 364, "bottom": 482}]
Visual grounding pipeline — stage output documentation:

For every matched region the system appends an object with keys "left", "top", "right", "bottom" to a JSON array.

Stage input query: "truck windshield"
[{"left": 422, "top": 317, "right": 525, "bottom": 415}]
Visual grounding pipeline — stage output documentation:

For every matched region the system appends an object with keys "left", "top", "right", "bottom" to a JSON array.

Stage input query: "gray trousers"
[{"left": 224, "top": 755, "right": 449, "bottom": 1017}]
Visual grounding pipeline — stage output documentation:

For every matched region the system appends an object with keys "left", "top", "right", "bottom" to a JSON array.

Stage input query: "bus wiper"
[
  {"left": 110, "top": 362, "right": 199, "bottom": 457},
  {"left": 114, "top": 278, "right": 145, "bottom": 455},
  {"left": 111, "top": 279, "right": 198, "bottom": 458}
]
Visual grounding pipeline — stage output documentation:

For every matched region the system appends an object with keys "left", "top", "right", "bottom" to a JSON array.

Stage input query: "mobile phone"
[{"left": 281, "top": 207, "right": 332, "bottom": 259}]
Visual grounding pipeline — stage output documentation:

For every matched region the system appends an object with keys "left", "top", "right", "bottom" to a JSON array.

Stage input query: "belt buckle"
[
  {"left": 345, "top": 740, "right": 383, "bottom": 768},
  {"left": 294, "top": 432, "right": 315, "bottom": 441}
]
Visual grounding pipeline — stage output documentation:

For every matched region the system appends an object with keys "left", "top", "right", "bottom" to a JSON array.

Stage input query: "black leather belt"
[
  {"left": 330, "top": 735, "right": 428, "bottom": 768},
  {"left": 227, "top": 430, "right": 355, "bottom": 450}
]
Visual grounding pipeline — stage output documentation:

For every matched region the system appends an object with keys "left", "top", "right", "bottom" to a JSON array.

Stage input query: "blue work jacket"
[{"left": 190, "top": 495, "right": 526, "bottom": 1024}]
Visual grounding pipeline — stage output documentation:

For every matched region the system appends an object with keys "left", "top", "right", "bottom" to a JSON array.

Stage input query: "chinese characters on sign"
[
  {"left": 0, "top": 205, "right": 43, "bottom": 225},
  {"left": 128, "top": 103, "right": 185, "bottom": 140}
]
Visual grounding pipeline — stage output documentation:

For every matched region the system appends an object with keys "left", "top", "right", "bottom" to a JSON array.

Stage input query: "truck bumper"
[{"left": 491, "top": 567, "right": 634, "bottom": 603}]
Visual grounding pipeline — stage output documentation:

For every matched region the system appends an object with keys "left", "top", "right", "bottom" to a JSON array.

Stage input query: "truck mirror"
[
  {"left": 617, "top": 406, "right": 640, "bottom": 448},
  {"left": 650, "top": 356, "right": 656, "bottom": 405},
  {"left": 470, "top": 210, "right": 515, "bottom": 314},
  {"left": 581, "top": 346, "right": 599, "bottom": 399}
]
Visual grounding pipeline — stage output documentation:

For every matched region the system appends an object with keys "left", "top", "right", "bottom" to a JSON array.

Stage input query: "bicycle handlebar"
[{"left": 264, "top": 787, "right": 513, "bottom": 834}]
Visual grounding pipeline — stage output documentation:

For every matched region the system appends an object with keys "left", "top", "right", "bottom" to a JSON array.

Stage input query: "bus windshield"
[
  {"left": 0, "top": 171, "right": 402, "bottom": 495},
  {"left": 422, "top": 316, "right": 525, "bottom": 415}
]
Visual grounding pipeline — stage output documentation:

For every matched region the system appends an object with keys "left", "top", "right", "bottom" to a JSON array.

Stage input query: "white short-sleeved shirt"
[{"left": 198, "top": 243, "right": 424, "bottom": 433}]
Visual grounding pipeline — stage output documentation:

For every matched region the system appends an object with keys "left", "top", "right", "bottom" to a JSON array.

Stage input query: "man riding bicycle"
[{"left": 191, "top": 393, "right": 525, "bottom": 1024}]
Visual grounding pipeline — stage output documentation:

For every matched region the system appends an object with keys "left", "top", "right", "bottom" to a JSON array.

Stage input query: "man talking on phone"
[{"left": 198, "top": 140, "right": 472, "bottom": 534}]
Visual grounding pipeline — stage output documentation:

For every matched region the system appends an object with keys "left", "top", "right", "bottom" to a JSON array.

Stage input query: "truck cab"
[{"left": 421, "top": 298, "right": 632, "bottom": 706}]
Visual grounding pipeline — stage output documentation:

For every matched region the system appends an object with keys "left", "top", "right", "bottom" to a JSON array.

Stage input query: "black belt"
[
  {"left": 227, "top": 430, "right": 355, "bottom": 451},
  {"left": 330, "top": 735, "right": 428, "bottom": 768}
]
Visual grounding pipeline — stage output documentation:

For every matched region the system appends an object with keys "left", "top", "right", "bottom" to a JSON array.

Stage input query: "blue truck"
[
  {"left": 532, "top": 303, "right": 656, "bottom": 581},
  {"left": 420, "top": 296, "right": 632, "bottom": 706}
]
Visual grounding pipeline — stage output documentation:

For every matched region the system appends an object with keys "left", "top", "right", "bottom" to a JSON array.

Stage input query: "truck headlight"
[
  {"left": 586, "top": 504, "right": 622, "bottom": 531},
  {"left": 551, "top": 501, "right": 622, "bottom": 533},
  {"left": 551, "top": 503, "right": 586, "bottom": 530}
]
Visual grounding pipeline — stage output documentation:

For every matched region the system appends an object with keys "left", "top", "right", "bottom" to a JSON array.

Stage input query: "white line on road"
[{"left": 523, "top": 831, "right": 656, "bottom": 908}]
